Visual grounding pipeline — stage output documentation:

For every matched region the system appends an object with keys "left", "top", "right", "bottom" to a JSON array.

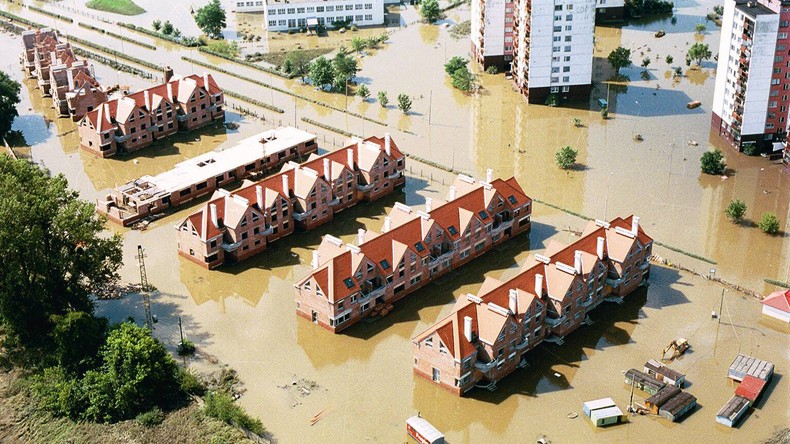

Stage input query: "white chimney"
[
  {"left": 486, "top": 168, "right": 493, "bottom": 183},
  {"left": 103, "top": 102, "right": 110, "bottom": 119},
  {"left": 632, "top": 216, "right": 640, "bottom": 235},
  {"left": 357, "top": 228, "right": 366, "bottom": 246},
  {"left": 449, "top": 186, "right": 457, "bottom": 200},
  {"left": 535, "top": 274, "right": 544, "bottom": 298},
  {"left": 347, "top": 148, "right": 354, "bottom": 168},
  {"left": 166, "top": 81, "right": 173, "bottom": 101},
  {"left": 282, "top": 174, "right": 290, "bottom": 196},
  {"left": 66, "top": 69, "right": 74, "bottom": 90},
  {"left": 597, "top": 237, "right": 605, "bottom": 260},
  {"left": 357, "top": 141, "right": 363, "bottom": 153},
  {"left": 323, "top": 158, "right": 331, "bottom": 182},
  {"left": 384, "top": 133, "right": 391, "bottom": 156},
  {"left": 574, "top": 250, "right": 583, "bottom": 275},
  {"left": 311, "top": 250, "right": 319, "bottom": 270},
  {"left": 425, "top": 198, "right": 432, "bottom": 212},
  {"left": 464, "top": 316, "right": 473, "bottom": 342},
  {"left": 508, "top": 289, "right": 518, "bottom": 314},
  {"left": 255, "top": 185, "right": 263, "bottom": 210},
  {"left": 144, "top": 90, "right": 151, "bottom": 111},
  {"left": 209, "top": 203, "right": 218, "bottom": 228},
  {"left": 203, "top": 72, "right": 210, "bottom": 90},
  {"left": 383, "top": 216, "right": 392, "bottom": 232}
]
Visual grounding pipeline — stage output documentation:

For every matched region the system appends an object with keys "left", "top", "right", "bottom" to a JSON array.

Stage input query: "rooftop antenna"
[{"left": 136, "top": 245, "right": 154, "bottom": 330}]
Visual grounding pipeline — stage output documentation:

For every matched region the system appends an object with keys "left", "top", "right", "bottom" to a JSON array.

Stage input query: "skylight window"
[
  {"left": 508, "top": 195, "right": 517, "bottom": 205},
  {"left": 479, "top": 211, "right": 489, "bottom": 220},
  {"left": 380, "top": 259, "right": 391, "bottom": 269},
  {"left": 343, "top": 278, "right": 354, "bottom": 289},
  {"left": 414, "top": 242, "right": 425, "bottom": 252},
  {"left": 448, "top": 226, "right": 458, "bottom": 235}
]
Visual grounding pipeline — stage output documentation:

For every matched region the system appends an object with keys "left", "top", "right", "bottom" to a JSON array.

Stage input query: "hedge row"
[
  {"left": 28, "top": 5, "right": 73, "bottom": 23},
  {"left": 223, "top": 90, "right": 285, "bottom": 114},
  {"left": 652, "top": 241, "right": 717, "bottom": 265},
  {"left": 197, "top": 46, "right": 294, "bottom": 79},
  {"left": 764, "top": 278, "right": 790, "bottom": 289},
  {"left": 0, "top": 19, "right": 26, "bottom": 35},
  {"left": 116, "top": 22, "right": 201, "bottom": 47},
  {"left": 72, "top": 47, "right": 155, "bottom": 80},
  {"left": 67, "top": 35, "right": 161, "bottom": 71},
  {"left": 0, "top": 10, "right": 46, "bottom": 28},
  {"left": 182, "top": 56, "right": 388, "bottom": 127},
  {"left": 300, "top": 117, "right": 359, "bottom": 138},
  {"left": 78, "top": 22, "right": 157, "bottom": 50}
]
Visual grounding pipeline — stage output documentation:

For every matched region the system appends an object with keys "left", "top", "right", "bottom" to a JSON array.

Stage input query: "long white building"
[{"left": 230, "top": 0, "right": 385, "bottom": 31}]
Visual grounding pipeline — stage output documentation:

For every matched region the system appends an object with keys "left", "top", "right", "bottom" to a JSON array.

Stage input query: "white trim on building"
[{"left": 230, "top": 0, "right": 385, "bottom": 31}]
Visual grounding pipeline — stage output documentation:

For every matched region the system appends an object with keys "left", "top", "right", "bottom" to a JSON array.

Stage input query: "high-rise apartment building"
[{"left": 712, "top": 0, "right": 790, "bottom": 159}]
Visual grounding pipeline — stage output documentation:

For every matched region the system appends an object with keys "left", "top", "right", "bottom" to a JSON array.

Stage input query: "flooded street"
[{"left": 3, "top": 0, "right": 789, "bottom": 440}]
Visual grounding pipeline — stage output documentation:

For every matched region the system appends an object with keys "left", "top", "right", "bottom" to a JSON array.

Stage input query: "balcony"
[
  {"left": 492, "top": 219, "right": 514, "bottom": 234},
  {"left": 327, "top": 197, "right": 340, "bottom": 206},
  {"left": 388, "top": 170, "right": 403, "bottom": 180},
  {"left": 221, "top": 240, "right": 242, "bottom": 252},
  {"left": 356, "top": 182, "right": 374, "bottom": 191},
  {"left": 475, "top": 359, "right": 498, "bottom": 373},
  {"left": 514, "top": 339, "right": 530, "bottom": 350},
  {"left": 260, "top": 225, "right": 274, "bottom": 236},
  {"left": 581, "top": 296, "right": 594, "bottom": 308},
  {"left": 429, "top": 249, "right": 453, "bottom": 265},
  {"left": 114, "top": 133, "right": 132, "bottom": 142},
  {"left": 293, "top": 210, "right": 311, "bottom": 221},
  {"left": 177, "top": 114, "right": 188, "bottom": 121},
  {"left": 545, "top": 315, "right": 566, "bottom": 327},
  {"left": 359, "top": 285, "right": 385, "bottom": 301}
]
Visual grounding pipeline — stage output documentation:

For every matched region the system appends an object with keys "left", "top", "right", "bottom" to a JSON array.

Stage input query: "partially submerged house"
[
  {"left": 716, "top": 395, "right": 750, "bottom": 428},
  {"left": 644, "top": 359, "right": 686, "bottom": 388},
  {"left": 624, "top": 369, "right": 666, "bottom": 396},
  {"left": 761, "top": 289, "right": 790, "bottom": 322},
  {"left": 728, "top": 354, "right": 775, "bottom": 382}
]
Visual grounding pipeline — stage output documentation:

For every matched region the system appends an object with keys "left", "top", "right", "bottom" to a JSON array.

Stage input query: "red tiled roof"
[
  {"left": 735, "top": 375, "right": 767, "bottom": 402},
  {"left": 763, "top": 289, "right": 790, "bottom": 313}
]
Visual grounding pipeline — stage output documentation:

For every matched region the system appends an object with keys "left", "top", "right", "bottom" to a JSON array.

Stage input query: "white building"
[
  {"left": 762, "top": 289, "right": 790, "bottom": 322},
  {"left": 594, "top": 0, "right": 624, "bottom": 22},
  {"left": 511, "top": 0, "right": 595, "bottom": 103},
  {"left": 471, "top": 0, "right": 514, "bottom": 72},
  {"left": 230, "top": 0, "right": 385, "bottom": 31}
]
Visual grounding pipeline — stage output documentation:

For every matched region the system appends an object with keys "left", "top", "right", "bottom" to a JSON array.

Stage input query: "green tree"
[
  {"left": 332, "top": 50, "right": 358, "bottom": 92},
  {"left": 555, "top": 146, "right": 578, "bottom": 170},
  {"left": 700, "top": 149, "right": 726, "bottom": 175},
  {"left": 444, "top": 56, "right": 468, "bottom": 76},
  {"left": 378, "top": 91, "right": 389, "bottom": 108},
  {"left": 665, "top": 55, "right": 674, "bottom": 64},
  {"left": 695, "top": 23, "right": 706, "bottom": 34},
  {"left": 51, "top": 311, "right": 108, "bottom": 374},
  {"left": 351, "top": 36, "right": 366, "bottom": 53},
  {"left": 0, "top": 71, "right": 22, "bottom": 139},
  {"left": 451, "top": 67, "right": 475, "bottom": 92},
  {"left": 80, "top": 322, "right": 182, "bottom": 422},
  {"left": 151, "top": 19, "right": 161, "bottom": 31},
  {"left": 420, "top": 0, "right": 441, "bottom": 23},
  {"left": 758, "top": 212, "right": 781, "bottom": 234},
  {"left": 397, "top": 93, "right": 412, "bottom": 114},
  {"left": 724, "top": 199, "right": 747, "bottom": 223},
  {"left": 641, "top": 57, "right": 651, "bottom": 68},
  {"left": 357, "top": 84, "right": 370, "bottom": 99},
  {"left": 607, "top": 47, "right": 632, "bottom": 75},
  {"left": 601, "top": 108, "right": 609, "bottom": 119},
  {"left": 284, "top": 50, "right": 312, "bottom": 81},
  {"left": 687, "top": 43, "right": 712, "bottom": 66},
  {"left": 0, "top": 157, "right": 122, "bottom": 363},
  {"left": 194, "top": 0, "right": 226, "bottom": 38},
  {"left": 162, "top": 20, "right": 174, "bottom": 35},
  {"left": 282, "top": 59, "right": 293, "bottom": 75},
  {"left": 309, "top": 56, "right": 334, "bottom": 89}
]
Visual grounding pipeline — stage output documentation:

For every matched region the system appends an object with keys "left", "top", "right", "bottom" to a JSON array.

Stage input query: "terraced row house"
[
  {"left": 176, "top": 134, "right": 406, "bottom": 269},
  {"left": 78, "top": 72, "right": 225, "bottom": 157},
  {"left": 294, "top": 173, "right": 532, "bottom": 333},
  {"left": 20, "top": 28, "right": 106, "bottom": 120},
  {"left": 412, "top": 215, "right": 652, "bottom": 395}
]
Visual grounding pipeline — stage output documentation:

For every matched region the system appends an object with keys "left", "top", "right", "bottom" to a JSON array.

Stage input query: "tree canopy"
[
  {"left": 0, "top": 71, "right": 21, "bottom": 139},
  {"left": 420, "top": 0, "right": 441, "bottom": 23},
  {"left": 332, "top": 50, "right": 358, "bottom": 92},
  {"left": 397, "top": 93, "right": 412, "bottom": 114},
  {"left": 725, "top": 199, "right": 747, "bottom": 223},
  {"left": 284, "top": 50, "right": 312, "bottom": 81},
  {"left": 687, "top": 43, "right": 712, "bottom": 66},
  {"left": 757, "top": 212, "right": 780, "bottom": 235},
  {"left": 194, "top": 0, "right": 226, "bottom": 38},
  {"left": 444, "top": 57, "right": 468, "bottom": 76},
  {"left": 377, "top": 91, "right": 389, "bottom": 108},
  {"left": 555, "top": 146, "right": 578, "bottom": 169},
  {"left": 0, "top": 156, "right": 123, "bottom": 363},
  {"left": 309, "top": 56, "right": 334, "bottom": 89},
  {"left": 607, "top": 47, "right": 632, "bottom": 75},
  {"left": 700, "top": 149, "right": 726, "bottom": 175}
]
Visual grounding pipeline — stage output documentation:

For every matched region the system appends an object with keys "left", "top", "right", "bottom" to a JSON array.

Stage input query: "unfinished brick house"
[
  {"left": 22, "top": 28, "right": 58, "bottom": 78},
  {"left": 176, "top": 134, "right": 406, "bottom": 269},
  {"left": 412, "top": 215, "right": 652, "bottom": 395},
  {"left": 78, "top": 73, "right": 224, "bottom": 157},
  {"left": 294, "top": 172, "right": 532, "bottom": 333},
  {"left": 97, "top": 127, "right": 318, "bottom": 227}
]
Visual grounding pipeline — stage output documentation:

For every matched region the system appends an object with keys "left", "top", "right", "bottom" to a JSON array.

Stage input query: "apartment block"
[
  {"left": 294, "top": 173, "right": 532, "bottom": 333},
  {"left": 412, "top": 215, "right": 652, "bottom": 395},
  {"left": 176, "top": 134, "right": 406, "bottom": 269},
  {"left": 471, "top": 0, "right": 515, "bottom": 72},
  {"left": 78, "top": 72, "right": 225, "bottom": 157},
  {"left": 231, "top": 0, "right": 385, "bottom": 31},
  {"left": 97, "top": 127, "right": 318, "bottom": 226},
  {"left": 712, "top": 0, "right": 790, "bottom": 158},
  {"left": 594, "top": 0, "right": 625, "bottom": 22}
]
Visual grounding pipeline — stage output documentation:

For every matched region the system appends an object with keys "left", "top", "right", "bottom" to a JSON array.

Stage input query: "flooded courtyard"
[{"left": 2, "top": 0, "right": 789, "bottom": 441}]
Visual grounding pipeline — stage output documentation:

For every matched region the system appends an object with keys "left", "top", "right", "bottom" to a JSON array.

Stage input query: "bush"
[
  {"left": 136, "top": 407, "right": 165, "bottom": 427},
  {"left": 725, "top": 199, "right": 747, "bottom": 223},
  {"left": 758, "top": 212, "right": 781, "bottom": 234},
  {"left": 177, "top": 339, "right": 196, "bottom": 356},
  {"left": 742, "top": 142, "right": 759, "bottom": 156},
  {"left": 555, "top": 146, "right": 578, "bottom": 169},
  {"left": 700, "top": 149, "right": 726, "bottom": 175},
  {"left": 665, "top": 55, "right": 674, "bottom": 64},
  {"left": 378, "top": 91, "right": 389, "bottom": 108},
  {"left": 397, "top": 93, "right": 412, "bottom": 114},
  {"left": 601, "top": 108, "right": 609, "bottom": 119},
  {"left": 486, "top": 65, "right": 498, "bottom": 74},
  {"left": 203, "top": 391, "right": 266, "bottom": 435},
  {"left": 179, "top": 369, "right": 207, "bottom": 396}
]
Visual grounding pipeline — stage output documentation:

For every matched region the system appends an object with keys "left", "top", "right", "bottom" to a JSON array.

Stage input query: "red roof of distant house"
[
  {"left": 735, "top": 375, "right": 767, "bottom": 402},
  {"left": 762, "top": 289, "right": 790, "bottom": 313}
]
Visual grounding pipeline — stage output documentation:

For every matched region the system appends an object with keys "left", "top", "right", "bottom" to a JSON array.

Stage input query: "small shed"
[
  {"left": 589, "top": 406, "right": 624, "bottom": 427},
  {"left": 625, "top": 369, "right": 666, "bottom": 395},
  {"left": 728, "top": 354, "right": 775, "bottom": 382},
  {"left": 762, "top": 289, "right": 790, "bottom": 322},
  {"left": 406, "top": 416, "right": 444, "bottom": 444},
  {"left": 583, "top": 397, "right": 616, "bottom": 417},
  {"left": 644, "top": 385, "right": 681, "bottom": 415},
  {"left": 644, "top": 359, "right": 686, "bottom": 387},
  {"left": 716, "top": 395, "right": 750, "bottom": 428},
  {"left": 735, "top": 374, "right": 768, "bottom": 405},
  {"left": 658, "top": 391, "right": 697, "bottom": 422}
]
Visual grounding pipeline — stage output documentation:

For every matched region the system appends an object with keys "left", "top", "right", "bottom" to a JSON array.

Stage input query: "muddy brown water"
[{"left": 3, "top": 0, "right": 789, "bottom": 440}]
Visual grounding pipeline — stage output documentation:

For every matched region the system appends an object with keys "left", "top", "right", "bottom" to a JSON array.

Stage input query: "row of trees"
[
  {"left": 308, "top": 48, "right": 359, "bottom": 92},
  {"left": 444, "top": 57, "right": 476, "bottom": 92},
  {"left": 607, "top": 43, "right": 712, "bottom": 75},
  {"left": 725, "top": 200, "right": 781, "bottom": 234}
]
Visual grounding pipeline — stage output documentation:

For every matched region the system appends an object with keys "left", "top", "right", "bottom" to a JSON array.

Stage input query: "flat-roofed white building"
[{"left": 230, "top": 0, "right": 385, "bottom": 31}]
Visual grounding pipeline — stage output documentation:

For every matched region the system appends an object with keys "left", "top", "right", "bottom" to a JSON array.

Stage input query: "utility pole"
[{"left": 136, "top": 245, "right": 154, "bottom": 330}]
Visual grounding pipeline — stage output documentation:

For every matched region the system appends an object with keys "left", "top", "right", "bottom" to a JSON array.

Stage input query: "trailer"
[
  {"left": 644, "top": 359, "right": 686, "bottom": 387},
  {"left": 659, "top": 391, "right": 697, "bottom": 422},
  {"left": 625, "top": 369, "right": 667, "bottom": 395},
  {"left": 583, "top": 397, "right": 617, "bottom": 417},
  {"left": 735, "top": 375, "right": 768, "bottom": 406},
  {"left": 406, "top": 415, "right": 444, "bottom": 444},
  {"left": 590, "top": 406, "right": 624, "bottom": 427},
  {"left": 716, "top": 395, "right": 750, "bottom": 428},
  {"left": 728, "top": 354, "right": 774, "bottom": 382}
]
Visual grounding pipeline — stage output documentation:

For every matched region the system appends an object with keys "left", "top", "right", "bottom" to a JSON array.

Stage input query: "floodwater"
[{"left": 3, "top": 0, "right": 790, "bottom": 441}]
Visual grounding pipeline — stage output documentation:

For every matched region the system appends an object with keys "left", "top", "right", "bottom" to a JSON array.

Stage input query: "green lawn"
[{"left": 85, "top": 0, "right": 146, "bottom": 16}]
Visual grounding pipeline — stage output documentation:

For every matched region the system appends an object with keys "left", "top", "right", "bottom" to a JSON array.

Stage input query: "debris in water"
[
  {"left": 721, "top": 176, "right": 728, "bottom": 180},
  {"left": 567, "top": 412, "right": 578, "bottom": 419},
  {"left": 554, "top": 372, "right": 561, "bottom": 377}
]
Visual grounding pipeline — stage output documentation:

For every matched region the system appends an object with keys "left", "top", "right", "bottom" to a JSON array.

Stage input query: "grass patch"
[
  {"left": 203, "top": 391, "right": 265, "bottom": 436},
  {"left": 86, "top": 0, "right": 145, "bottom": 16},
  {"left": 136, "top": 407, "right": 165, "bottom": 427},
  {"left": 255, "top": 48, "right": 332, "bottom": 67}
]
